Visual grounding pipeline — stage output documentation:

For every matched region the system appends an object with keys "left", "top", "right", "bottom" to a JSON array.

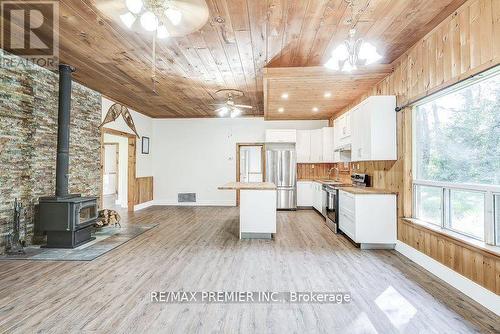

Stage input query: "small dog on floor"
[{"left": 96, "top": 209, "right": 121, "bottom": 228}]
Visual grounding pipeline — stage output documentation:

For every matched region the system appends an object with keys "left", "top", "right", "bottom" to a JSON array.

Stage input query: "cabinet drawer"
[
  {"left": 339, "top": 212, "right": 355, "bottom": 240},
  {"left": 339, "top": 206, "right": 355, "bottom": 221},
  {"left": 339, "top": 191, "right": 355, "bottom": 212}
]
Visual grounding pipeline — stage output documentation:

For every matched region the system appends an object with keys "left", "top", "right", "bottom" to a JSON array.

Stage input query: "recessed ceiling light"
[
  {"left": 312, "top": 107, "right": 319, "bottom": 112},
  {"left": 324, "top": 92, "right": 332, "bottom": 98},
  {"left": 281, "top": 93, "right": 289, "bottom": 99},
  {"left": 278, "top": 107, "right": 284, "bottom": 113}
]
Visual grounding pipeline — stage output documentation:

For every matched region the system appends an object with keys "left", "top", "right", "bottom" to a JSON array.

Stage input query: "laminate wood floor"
[{"left": 0, "top": 207, "right": 498, "bottom": 333}]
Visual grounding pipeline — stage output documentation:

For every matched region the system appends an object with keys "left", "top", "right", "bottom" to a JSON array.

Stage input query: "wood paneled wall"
[
  {"left": 330, "top": 0, "right": 500, "bottom": 294},
  {"left": 135, "top": 177, "right": 154, "bottom": 205},
  {"left": 399, "top": 219, "right": 500, "bottom": 294}
]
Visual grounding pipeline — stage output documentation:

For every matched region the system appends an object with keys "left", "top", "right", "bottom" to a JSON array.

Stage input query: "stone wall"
[{"left": 0, "top": 52, "right": 102, "bottom": 253}]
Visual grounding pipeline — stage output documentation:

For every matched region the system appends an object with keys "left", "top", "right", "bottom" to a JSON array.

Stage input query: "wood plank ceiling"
[
  {"left": 263, "top": 65, "right": 394, "bottom": 119},
  {"left": 11, "top": 0, "right": 468, "bottom": 118}
]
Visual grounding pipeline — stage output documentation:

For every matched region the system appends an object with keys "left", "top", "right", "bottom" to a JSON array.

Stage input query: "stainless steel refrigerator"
[{"left": 265, "top": 145, "right": 297, "bottom": 209}]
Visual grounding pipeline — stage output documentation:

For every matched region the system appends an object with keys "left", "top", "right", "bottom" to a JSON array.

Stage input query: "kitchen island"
[{"left": 218, "top": 182, "right": 277, "bottom": 239}]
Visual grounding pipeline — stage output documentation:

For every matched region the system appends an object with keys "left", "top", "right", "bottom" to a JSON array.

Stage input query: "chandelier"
[
  {"left": 324, "top": 0, "right": 382, "bottom": 72},
  {"left": 120, "top": 0, "right": 183, "bottom": 39}
]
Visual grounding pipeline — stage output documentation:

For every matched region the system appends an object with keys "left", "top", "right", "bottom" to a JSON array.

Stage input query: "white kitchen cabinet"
[
  {"left": 334, "top": 111, "right": 351, "bottom": 150},
  {"left": 312, "top": 181, "right": 324, "bottom": 214},
  {"left": 333, "top": 120, "right": 341, "bottom": 162},
  {"left": 338, "top": 190, "right": 396, "bottom": 248},
  {"left": 321, "top": 127, "right": 335, "bottom": 162},
  {"left": 297, "top": 181, "right": 313, "bottom": 206},
  {"left": 265, "top": 129, "right": 297, "bottom": 143},
  {"left": 338, "top": 111, "right": 351, "bottom": 139},
  {"left": 296, "top": 127, "right": 335, "bottom": 163},
  {"left": 309, "top": 129, "right": 323, "bottom": 162},
  {"left": 296, "top": 130, "right": 311, "bottom": 163},
  {"left": 350, "top": 105, "right": 364, "bottom": 160},
  {"left": 350, "top": 96, "right": 397, "bottom": 162}
]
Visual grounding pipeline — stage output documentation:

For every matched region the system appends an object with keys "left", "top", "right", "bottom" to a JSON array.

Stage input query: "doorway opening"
[
  {"left": 100, "top": 128, "right": 137, "bottom": 212},
  {"left": 103, "top": 143, "right": 119, "bottom": 209},
  {"left": 236, "top": 143, "right": 265, "bottom": 205}
]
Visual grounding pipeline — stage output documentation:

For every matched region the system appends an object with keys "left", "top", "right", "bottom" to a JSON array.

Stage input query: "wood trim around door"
[
  {"left": 235, "top": 143, "right": 266, "bottom": 206},
  {"left": 100, "top": 128, "right": 137, "bottom": 212}
]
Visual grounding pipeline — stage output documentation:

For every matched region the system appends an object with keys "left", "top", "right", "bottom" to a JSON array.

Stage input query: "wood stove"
[
  {"left": 38, "top": 196, "right": 97, "bottom": 248},
  {"left": 38, "top": 64, "right": 98, "bottom": 248}
]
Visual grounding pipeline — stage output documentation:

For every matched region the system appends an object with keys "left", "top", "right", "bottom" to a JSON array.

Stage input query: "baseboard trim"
[
  {"left": 153, "top": 199, "right": 235, "bottom": 207},
  {"left": 395, "top": 241, "right": 500, "bottom": 315},
  {"left": 134, "top": 201, "right": 154, "bottom": 211}
]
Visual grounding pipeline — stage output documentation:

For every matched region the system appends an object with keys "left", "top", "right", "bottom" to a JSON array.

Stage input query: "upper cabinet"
[
  {"left": 321, "top": 127, "right": 335, "bottom": 163},
  {"left": 309, "top": 129, "right": 323, "bottom": 163},
  {"left": 350, "top": 96, "right": 396, "bottom": 162},
  {"left": 294, "top": 127, "right": 336, "bottom": 163},
  {"left": 296, "top": 130, "right": 311, "bottom": 163},
  {"left": 265, "top": 129, "right": 297, "bottom": 143},
  {"left": 334, "top": 111, "right": 351, "bottom": 150}
]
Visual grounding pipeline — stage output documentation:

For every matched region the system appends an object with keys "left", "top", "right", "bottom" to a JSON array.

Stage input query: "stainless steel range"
[{"left": 323, "top": 174, "right": 371, "bottom": 233}]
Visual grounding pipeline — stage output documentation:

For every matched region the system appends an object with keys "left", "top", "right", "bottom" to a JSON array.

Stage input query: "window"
[{"left": 413, "top": 68, "right": 500, "bottom": 244}]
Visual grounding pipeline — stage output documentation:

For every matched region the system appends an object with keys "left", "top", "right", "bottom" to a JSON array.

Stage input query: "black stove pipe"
[{"left": 55, "top": 64, "right": 75, "bottom": 198}]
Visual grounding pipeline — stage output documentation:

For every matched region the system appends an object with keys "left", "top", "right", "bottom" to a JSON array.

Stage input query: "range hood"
[{"left": 334, "top": 143, "right": 352, "bottom": 152}]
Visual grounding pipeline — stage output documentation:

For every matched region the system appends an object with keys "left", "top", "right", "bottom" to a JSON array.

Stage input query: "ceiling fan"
[{"left": 213, "top": 89, "right": 253, "bottom": 118}]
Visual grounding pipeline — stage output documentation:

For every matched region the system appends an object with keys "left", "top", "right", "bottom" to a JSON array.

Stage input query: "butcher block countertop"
[
  {"left": 218, "top": 182, "right": 277, "bottom": 190},
  {"left": 339, "top": 187, "right": 397, "bottom": 195}
]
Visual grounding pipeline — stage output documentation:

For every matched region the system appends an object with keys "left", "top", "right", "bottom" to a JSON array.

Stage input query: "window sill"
[{"left": 401, "top": 218, "right": 500, "bottom": 258}]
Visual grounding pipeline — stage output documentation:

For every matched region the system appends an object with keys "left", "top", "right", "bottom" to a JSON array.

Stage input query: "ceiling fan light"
[
  {"left": 126, "top": 0, "right": 143, "bottom": 14},
  {"left": 157, "top": 25, "right": 170, "bottom": 39},
  {"left": 120, "top": 12, "right": 136, "bottom": 29},
  {"left": 165, "top": 7, "right": 182, "bottom": 26},
  {"left": 218, "top": 107, "right": 229, "bottom": 117},
  {"left": 230, "top": 108, "right": 241, "bottom": 118},
  {"left": 140, "top": 11, "right": 158, "bottom": 31},
  {"left": 359, "top": 42, "right": 382, "bottom": 65}
]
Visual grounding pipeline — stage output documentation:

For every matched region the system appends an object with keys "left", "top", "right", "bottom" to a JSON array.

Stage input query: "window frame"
[{"left": 411, "top": 67, "right": 500, "bottom": 245}]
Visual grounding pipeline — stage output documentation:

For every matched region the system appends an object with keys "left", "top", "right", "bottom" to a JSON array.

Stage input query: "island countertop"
[
  {"left": 218, "top": 182, "right": 277, "bottom": 190},
  {"left": 339, "top": 187, "right": 397, "bottom": 195}
]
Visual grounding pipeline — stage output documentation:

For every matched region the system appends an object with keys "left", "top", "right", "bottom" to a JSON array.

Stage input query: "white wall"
[
  {"left": 152, "top": 118, "right": 328, "bottom": 206},
  {"left": 103, "top": 133, "right": 128, "bottom": 208},
  {"left": 101, "top": 97, "right": 153, "bottom": 177}
]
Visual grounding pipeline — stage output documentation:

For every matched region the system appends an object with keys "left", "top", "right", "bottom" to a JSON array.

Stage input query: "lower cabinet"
[
  {"left": 298, "top": 181, "right": 324, "bottom": 212},
  {"left": 312, "top": 182, "right": 323, "bottom": 213},
  {"left": 297, "top": 181, "right": 313, "bottom": 207},
  {"left": 338, "top": 190, "right": 396, "bottom": 248}
]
